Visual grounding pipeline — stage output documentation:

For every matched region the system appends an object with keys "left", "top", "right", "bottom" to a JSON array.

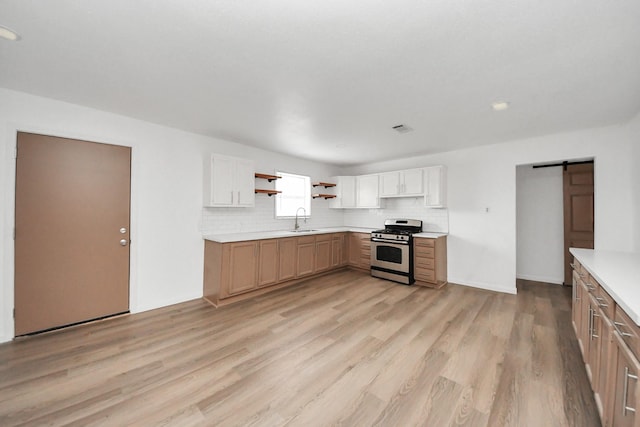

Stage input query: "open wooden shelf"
[
  {"left": 312, "top": 194, "right": 337, "bottom": 199},
  {"left": 255, "top": 189, "right": 281, "bottom": 196},
  {"left": 255, "top": 173, "right": 281, "bottom": 182},
  {"left": 312, "top": 182, "right": 336, "bottom": 188}
]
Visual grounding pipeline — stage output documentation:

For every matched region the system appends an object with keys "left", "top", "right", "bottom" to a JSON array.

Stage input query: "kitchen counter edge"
[
  {"left": 570, "top": 248, "right": 640, "bottom": 326},
  {"left": 204, "top": 228, "right": 447, "bottom": 243}
]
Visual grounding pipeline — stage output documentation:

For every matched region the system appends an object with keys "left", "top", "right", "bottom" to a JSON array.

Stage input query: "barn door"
[{"left": 563, "top": 162, "right": 594, "bottom": 285}]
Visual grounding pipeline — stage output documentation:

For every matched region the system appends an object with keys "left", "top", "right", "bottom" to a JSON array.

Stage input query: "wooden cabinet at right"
[
  {"left": 413, "top": 236, "right": 447, "bottom": 288},
  {"left": 571, "top": 258, "right": 640, "bottom": 427}
]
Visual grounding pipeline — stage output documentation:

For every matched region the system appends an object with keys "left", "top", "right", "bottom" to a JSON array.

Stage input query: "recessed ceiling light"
[
  {"left": 0, "top": 25, "right": 21, "bottom": 41},
  {"left": 491, "top": 101, "right": 510, "bottom": 111}
]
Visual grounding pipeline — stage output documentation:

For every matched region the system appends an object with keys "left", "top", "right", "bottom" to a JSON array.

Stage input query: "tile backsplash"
[
  {"left": 201, "top": 195, "right": 344, "bottom": 235},
  {"left": 343, "top": 197, "right": 449, "bottom": 232},
  {"left": 202, "top": 196, "right": 448, "bottom": 235}
]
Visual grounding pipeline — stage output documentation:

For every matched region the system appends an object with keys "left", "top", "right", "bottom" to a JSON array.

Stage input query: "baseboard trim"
[
  {"left": 516, "top": 274, "right": 564, "bottom": 285},
  {"left": 448, "top": 278, "right": 517, "bottom": 295}
]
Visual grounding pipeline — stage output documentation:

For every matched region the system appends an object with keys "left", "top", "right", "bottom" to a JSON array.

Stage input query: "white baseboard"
[
  {"left": 448, "top": 278, "right": 517, "bottom": 295},
  {"left": 516, "top": 274, "right": 564, "bottom": 285}
]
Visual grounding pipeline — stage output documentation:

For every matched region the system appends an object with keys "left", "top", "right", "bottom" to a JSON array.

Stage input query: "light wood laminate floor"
[{"left": 0, "top": 270, "right": 600, "bottom": 426}]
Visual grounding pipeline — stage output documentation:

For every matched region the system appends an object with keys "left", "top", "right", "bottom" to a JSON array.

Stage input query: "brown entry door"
[
  {"left": 15, "top": 132, "right": 131, "bottom": 336},
  {"left": 563, "top": 162, "right": 594, "bottom": 285}
]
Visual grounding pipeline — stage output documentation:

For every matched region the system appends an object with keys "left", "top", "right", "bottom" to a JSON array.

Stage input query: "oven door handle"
[{"left": 370, "top": 238, "right": 410, "bottom": 245}]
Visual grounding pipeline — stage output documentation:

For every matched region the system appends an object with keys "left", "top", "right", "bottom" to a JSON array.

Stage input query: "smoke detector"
[{"left": 392, "top": 124, "right": 413, "bottom": 134}]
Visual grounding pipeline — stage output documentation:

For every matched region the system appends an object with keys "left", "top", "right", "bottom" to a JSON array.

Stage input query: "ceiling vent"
[{"left": 392, "top": 124, "right": 413, "bottom": 134}]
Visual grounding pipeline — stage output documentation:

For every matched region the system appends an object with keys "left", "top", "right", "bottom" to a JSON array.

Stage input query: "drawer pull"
[
  {"left": 586, "top": 284, "right": 596, "bottom": 292},
  {"left": 615, "top": 322, "right": 633, "bottom": 338},
  {"left": 570, "top": 263, "right": 576, "bottom": 269},
  {"left": 595, "top": 297, "right": 609, "bottom": 308},
  {"left": 623, "top": 366, "right": 638, "bottom": 416},
  {"left": 591, "top": 310, "right": 599, "bottom": 339}
]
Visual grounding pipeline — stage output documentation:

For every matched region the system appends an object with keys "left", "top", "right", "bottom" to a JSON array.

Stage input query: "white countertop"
[
  {"left": 204, "top": 228, "right": 448, "bottom": 243},
  {"left": 570, "top": 248, "right": 640, "bottom": 326},
  {"left": 413, "top": 232, "right": 448, "bottom": 239},
  {"left": 203, "top": 227, "right": 375, "bottom": 243}
]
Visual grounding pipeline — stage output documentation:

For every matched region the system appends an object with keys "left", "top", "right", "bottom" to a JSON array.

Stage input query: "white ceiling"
[{"left": 1, "top": 1, "right": 640, "bottom": 166}]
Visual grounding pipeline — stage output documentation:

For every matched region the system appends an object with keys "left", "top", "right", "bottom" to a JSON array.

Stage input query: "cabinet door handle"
[
  {"left": 588, "top": 307, "right": 593, "bottom": 340},
  {"left": 615, "top": 322, "right": 634, "bottom": 338},
  {"left": 623, "top": 366, "right": 638, "bottom": 416},
  {"left": 591, "top": 309, "right": 599, "bottom": 340}
]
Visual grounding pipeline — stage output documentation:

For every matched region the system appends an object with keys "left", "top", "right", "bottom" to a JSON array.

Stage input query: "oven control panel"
[{"left": 371, "top": 232, "right": 411, "bottom": 242}]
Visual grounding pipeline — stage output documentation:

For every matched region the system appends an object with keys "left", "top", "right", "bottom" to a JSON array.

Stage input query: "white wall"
[
  {"left": 627, "top": 113, "right": 640, "bottom": 252},
  {"left": 344, "top": 117, "right": 639, "bottom": 294},
  {"left": 516, "top": 165, "right": 564, "bottom": 284},
  {"left": 0, "top": 88, "right": 341, "bottom": 343}
]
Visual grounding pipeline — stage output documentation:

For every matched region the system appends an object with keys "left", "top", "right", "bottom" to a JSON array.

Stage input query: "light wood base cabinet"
[
  {"left": 611, "top": 333, "right": 640, "bottom": 427},
  {"left": 347, "top": 232, "right": 370, "bottom": 271},
  {"left": 296, "top": 236, "right": 315, "bottom": 278},
  {"left": 277, "top": 238, "right": 297, "bottom": 282},
  {"left": 331, "top": 233, "right": 348, "bottom": 268},
  {"left": 414, "top": 236, "right": 447, "bottom": 288},
  {"left": 571, "top": 258, "right": 640, "bottom": 427},
  {"left": 204, "top": 232, "right": 355, "bottom": 307}
]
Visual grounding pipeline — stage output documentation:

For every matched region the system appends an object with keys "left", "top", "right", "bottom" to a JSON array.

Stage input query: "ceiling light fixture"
[
  {"left": 491, "top": 101, "right": 510, "bottom": 111},
  {"left": 0, "top": 25, "right": 21, "bottom": 41}
]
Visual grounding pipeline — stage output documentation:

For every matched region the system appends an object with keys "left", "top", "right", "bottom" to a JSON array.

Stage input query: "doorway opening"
[{"left": 516, "top": 159, "right": 594, "bottom": 287}]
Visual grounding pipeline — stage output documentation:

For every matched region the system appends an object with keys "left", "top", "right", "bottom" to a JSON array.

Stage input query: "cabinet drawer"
[
  {"left": 415, "top": 268, "right": 435, "bottom": 283},
  {"left": 572, "top": 258, "right": 591, "bottom": 284},
  {"left": 415, "top": 247, "right": 435, "bottom": 258},
  {"left": 614, "top": 307, "right": 640, "bottom": 360},
  {"left": 415, "top": 238, "right": 435, "bottom": 248},
  {"left": 415, "top": 256, "right": 435, "bottom": 269},
  {"left": 297, "top": 235, "right": 315, "bottom": 244},
  {"left": 584, "top": 275, "right": 598, "bottom": 294},
  {"left": 594, "top": 286, "right": 615, "bottom": 319}
]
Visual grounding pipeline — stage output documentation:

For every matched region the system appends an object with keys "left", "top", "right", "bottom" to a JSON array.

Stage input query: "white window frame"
[{"left": 275, "top": 171, "right": 311, "bottom": 218}]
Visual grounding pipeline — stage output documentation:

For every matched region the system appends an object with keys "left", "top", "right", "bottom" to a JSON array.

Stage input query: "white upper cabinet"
[
  {"left": 424, "top": 165, "right": 447, "bottom": 208},
  {"left": 204, "top": 154, "right": 255, "bottom": 207},
  {"left": 331, "top": 176, "right": 356, "bottom": 208},
  {"left": 357, "top": 174, "right": 381, "bottom": 208},
  {"left": 331, "top": 174, "right": 381, "bottom": 209},
  {"left": 379, "top": 168, "right": 424, "bottom": 197}
]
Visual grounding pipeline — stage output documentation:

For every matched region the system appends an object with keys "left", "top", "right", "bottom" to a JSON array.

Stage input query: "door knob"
[
  {"left": 120, "top": 239, "right": 128, "bottom": 246},
  {"left": 120, "top": 227, "right": 127, "bottom": 234}
]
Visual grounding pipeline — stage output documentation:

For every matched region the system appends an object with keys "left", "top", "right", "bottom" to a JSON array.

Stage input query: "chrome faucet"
[{"left": 294, "top": 207, "right": 307, "bottom": 230}]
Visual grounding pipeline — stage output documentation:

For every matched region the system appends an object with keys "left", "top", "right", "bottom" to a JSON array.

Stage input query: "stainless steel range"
[{"left": 370, "top": 219, "right": 422, "bottom": 285}]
